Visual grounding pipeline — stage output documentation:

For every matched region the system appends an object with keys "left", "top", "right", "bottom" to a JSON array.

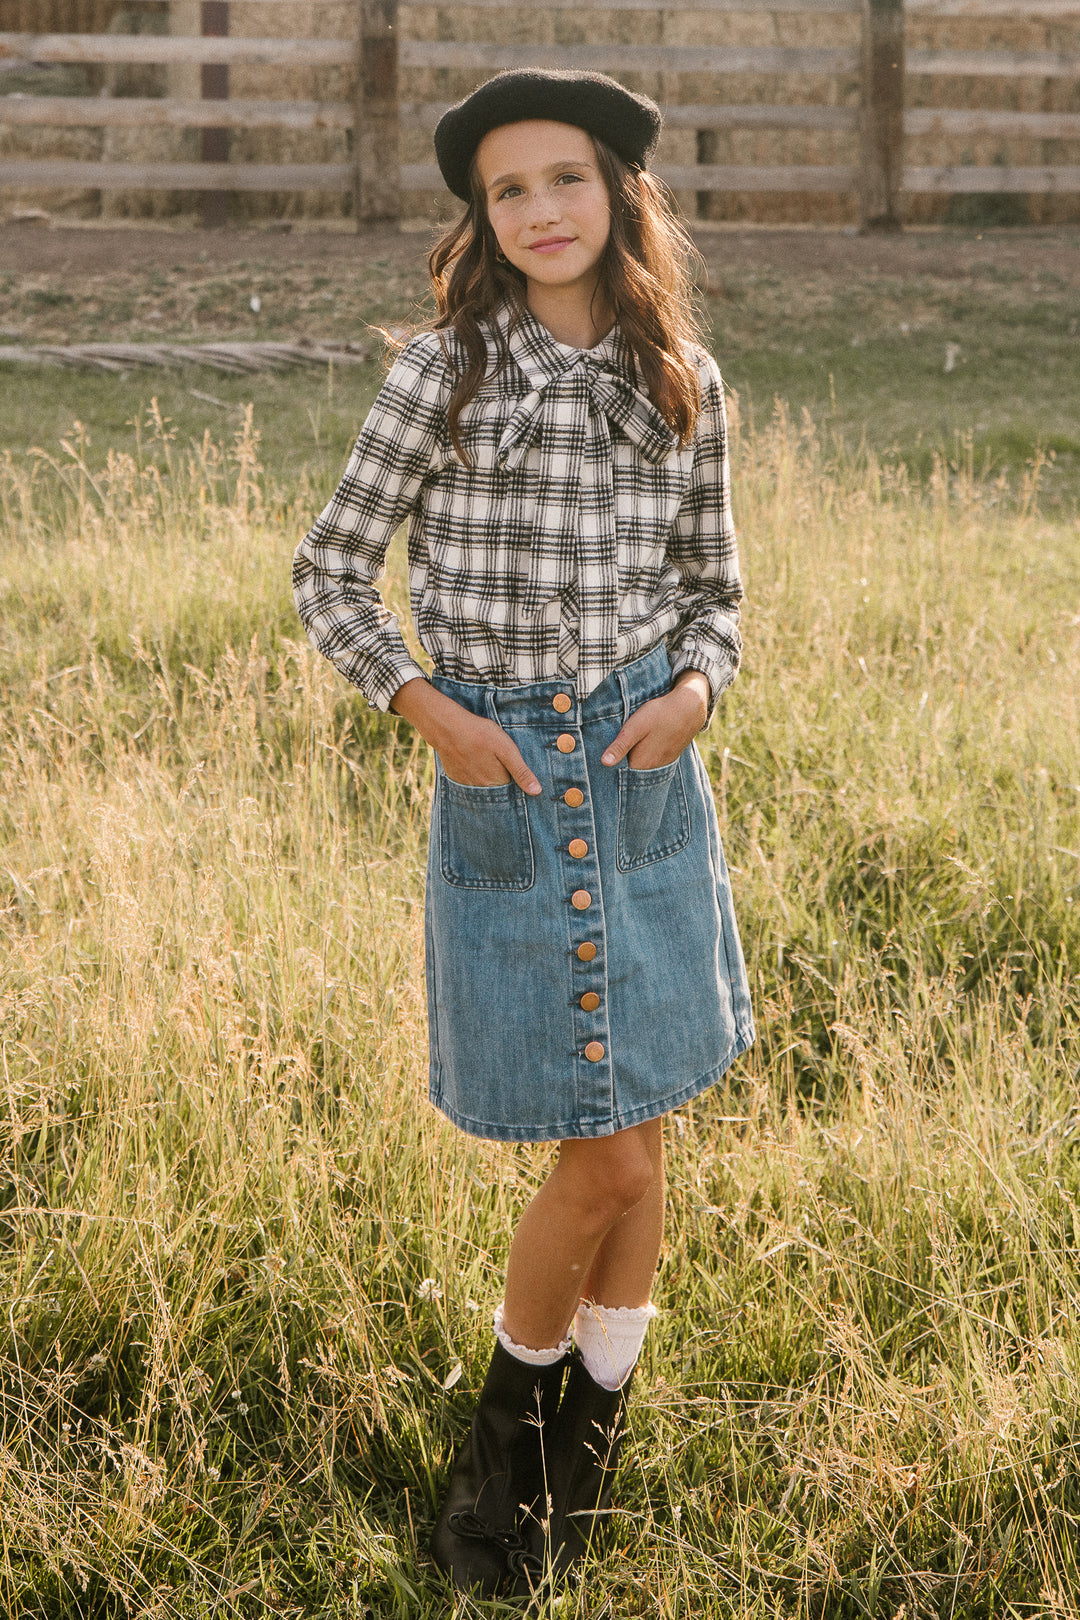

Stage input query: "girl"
[{"left": 293, "top": 68, "right": 754, "bottom": 1599}]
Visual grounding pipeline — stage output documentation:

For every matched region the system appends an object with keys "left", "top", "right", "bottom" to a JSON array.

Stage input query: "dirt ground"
[
  {"left": 3, "top": 220, "right": 1079, "bottom": 514},
  {"left": 3, "top": 219, "right": 1079, "bottom": 354},
  {"left": 4, "top": 220, "right": 1080, "bottom": 285}
]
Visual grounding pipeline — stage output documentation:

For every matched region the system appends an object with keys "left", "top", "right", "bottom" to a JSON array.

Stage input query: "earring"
[{"left": 496, "top": 248, "right": 507, "bottom": 263}]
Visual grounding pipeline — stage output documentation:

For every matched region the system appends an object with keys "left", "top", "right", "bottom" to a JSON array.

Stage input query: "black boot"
[
  {"left": 430, "top": 1343, "right": 567, "bottom": 1595},
  {"left": 518, "top": 1351, "right": 631, "bottom": 1595}
]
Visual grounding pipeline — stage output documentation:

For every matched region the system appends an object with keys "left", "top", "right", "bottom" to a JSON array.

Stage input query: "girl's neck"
[{"left": 525, "top": 278, "right": 614, "bottom": 351}]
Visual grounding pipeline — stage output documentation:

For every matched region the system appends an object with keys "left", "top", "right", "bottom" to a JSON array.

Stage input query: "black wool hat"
[{"left": 434, "top": 69, "right": 662, "bottom": 201}]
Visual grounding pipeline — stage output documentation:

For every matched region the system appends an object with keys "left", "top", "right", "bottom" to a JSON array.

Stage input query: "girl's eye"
[
  {"left": 497, "top": 185, "right": 523, "bottom": 202},
  {"left": 556, "top": 172, "right": 583, "bottom": 185}
]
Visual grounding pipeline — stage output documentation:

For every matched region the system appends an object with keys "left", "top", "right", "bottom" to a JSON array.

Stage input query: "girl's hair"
[{"left": 428, "top": 137, "right": 705, "bottom": 465}]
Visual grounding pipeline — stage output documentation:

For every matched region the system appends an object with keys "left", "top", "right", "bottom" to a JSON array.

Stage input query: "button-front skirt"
[{"left": 424, "top": 642, "right": 755, "bottom": 1142}]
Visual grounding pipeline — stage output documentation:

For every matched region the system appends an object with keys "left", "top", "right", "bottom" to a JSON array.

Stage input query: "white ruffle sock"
[
  {"left": 573, "top": 1300, "right": 658, "bottom": 1390},
  {"left": 494, "top": 1301, "right": 572, "bottom": 1367}
]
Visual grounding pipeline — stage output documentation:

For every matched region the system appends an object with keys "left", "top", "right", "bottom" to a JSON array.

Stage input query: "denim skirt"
[{"left": 424, "top": 642, "right": 755, "bottom": 1142}]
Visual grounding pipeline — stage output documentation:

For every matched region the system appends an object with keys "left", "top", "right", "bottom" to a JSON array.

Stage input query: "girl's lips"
[{"left": 529, "top": 237, "right": 575, "bottom": 253}]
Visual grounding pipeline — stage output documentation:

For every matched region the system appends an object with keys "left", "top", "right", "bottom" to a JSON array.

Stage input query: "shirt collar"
[{"left": 494, "top": 303, "right": 637, "bottom": 393}]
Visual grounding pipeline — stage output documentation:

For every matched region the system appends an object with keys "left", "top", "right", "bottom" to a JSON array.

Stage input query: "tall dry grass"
[{"left": 0, "top": 398, "right": 1078, "bottom": 1618}]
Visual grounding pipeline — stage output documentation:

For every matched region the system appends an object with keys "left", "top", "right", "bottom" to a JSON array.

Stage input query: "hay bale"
[
  {"left": 0, "top": 111, "right": 102, "bottom": 218},
  {"left": 905, "top": 9, "right": 1080, "bottom": 224},
  {"left": 3, "top": 2, "right": 1076, "bottom": 227}
]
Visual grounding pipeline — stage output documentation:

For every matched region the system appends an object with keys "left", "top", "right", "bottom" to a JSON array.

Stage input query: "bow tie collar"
[
  {"left": 495, "top": 314, "right": 678, "bottom": 473},
  {"left": 488, "top": 311, "right": 681, "bottom": 694}
]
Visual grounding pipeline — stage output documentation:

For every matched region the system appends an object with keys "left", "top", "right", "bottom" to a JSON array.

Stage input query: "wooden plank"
[
  {"left": 125, "top": 0, "right": 1072, "bottom": 11},
  {"left": 908, "top": 47, "right": 1080, "bottom": 76},
  {"left": 115, "top": 0, "right": 372, "bottom": 4},
  {"left": 401, "top": 41, "right": 860, "bottom": 73},
  {"left": 905, "top": 108, "right": 1080, "bottom": 137},
  {"left": 200, "top": 0, "right": 230, "bottom": 228},
  {"left": 164, "top": 0, "right": 864, "bottom": 5},
  {"left": 860, "top": 0, "right": 904, "bottom": 231},
  {"left": 397, "top": 0, "right": 862, "bottom": 9},
  {"left": 662, "top": 163, "right": 859, "bottom": 189},
  {"left": 0, "top": 159, "right": 353, "bottom": 189},
  {"left": 401, "top": 161, "right": 859, "bottom": 191},
  {"left": 909, "top": 0, "right": 1080, "bottom": 13},
  {"left": 399, "top": 100, "right": 860, "bottom": 133},
  {"left": 355, "top": 0, "right": 399, "bottom": 225},
  {"left": 662, "top": 103, "right": 859, "bottom": 130},
  {"left": 0, "top": 96, "right": 354, "bottom": 129},
  {"left": 904, "top": 165, "right": 1080, "bottom": 192},
  {"left": 0, "top": 341, "right": 373, "bottom": 371},
  {"left": 25, "top": 155, "right": 1063, "bottom": 200},
  {"left": 9, "top": 0, "right": 1064, "bottom": 10},
  {"left": 0, "top": 31, "right": 858, "bottom": 77},
  {"left": 0, "top": 33, "right": 354, "bottom": 66},
  {"left": 132, "top": 0, "right": 862, "bottom": 6},
  {"left": 0, "top": 97, "right": 861, "bottom": 137}
]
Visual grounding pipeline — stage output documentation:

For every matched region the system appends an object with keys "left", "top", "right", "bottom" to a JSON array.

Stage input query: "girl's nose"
[{"left": 524, "top": 185, "right": 561, "bottom": 226}]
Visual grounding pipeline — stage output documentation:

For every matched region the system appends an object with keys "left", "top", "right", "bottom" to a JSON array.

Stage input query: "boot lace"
[
  {"left": 447, "top": 1509, "right": 528, "bottom": 1555},
  {"left": 505, "top": 1544, "right": 544, "bottom": 1583}
]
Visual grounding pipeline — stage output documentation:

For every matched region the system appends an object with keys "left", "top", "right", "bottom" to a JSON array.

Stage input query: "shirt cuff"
[
  {"left": 668, "top": 643, "right": 739, "bottom": 730},
  {"left": 323, "top": 638, "right": 428, "bottom": 713}
]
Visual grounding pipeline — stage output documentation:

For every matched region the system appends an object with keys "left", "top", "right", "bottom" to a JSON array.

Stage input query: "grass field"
[
  {"left": 3, "top": 231, "right": 1080, "bottom": 508},
  {"left": 2, "top": 251, "right": 1080, "bottom": 1618}
]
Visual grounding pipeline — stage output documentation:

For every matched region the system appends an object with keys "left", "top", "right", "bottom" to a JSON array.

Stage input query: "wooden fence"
[{"left": 2, "top": 0, "right": 1079, "bottom": 227}]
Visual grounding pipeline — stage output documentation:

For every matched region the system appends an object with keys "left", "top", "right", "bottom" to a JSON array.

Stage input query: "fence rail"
[
  {"left": 0, "top": 97, "right": 355, "bottom": 129},
  {"left": 0, "top": 160, "right": 354, "bottom": 189},
  {"left": 905, "top": 165, "right": 1080, "bottom": 189},
  {"left": 0, "top": 32, "right": 355, "bottom": 65},
  {"left": 2, "top": 0, "right": 1079, "bottom": 227},
  {"left": 70, "top": 0, "right": 1075, "bottom": 9}
]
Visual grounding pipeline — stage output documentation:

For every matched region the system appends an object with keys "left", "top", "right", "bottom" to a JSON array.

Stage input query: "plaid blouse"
[{"left": 292, "top": 305, "right": 743, "bottom": 713}]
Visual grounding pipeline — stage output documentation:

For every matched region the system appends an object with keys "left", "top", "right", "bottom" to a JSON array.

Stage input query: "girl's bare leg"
[
  {"left": 581, "top": 1117, "right": 664, "bottom": 1307},
  {"left": 500, "top": 1117, "right": 664, "bottom": 1351}
]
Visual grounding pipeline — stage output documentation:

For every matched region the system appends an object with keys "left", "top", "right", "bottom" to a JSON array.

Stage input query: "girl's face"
[{"left": 475, "top": 120, "right": 611, "bottom": 301}]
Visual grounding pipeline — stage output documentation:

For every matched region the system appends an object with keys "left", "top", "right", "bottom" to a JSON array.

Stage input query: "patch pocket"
[
  {"left": 438, "top": 770, "right": 535, "bottom": 891},
  {"left": 616, "top": 755, "right": 691, "bottom": 873}
]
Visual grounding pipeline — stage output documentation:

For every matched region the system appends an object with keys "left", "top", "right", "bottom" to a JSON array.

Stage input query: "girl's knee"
[{"left": 557, "top": 1131, "right": 658, "bottom": 1229}]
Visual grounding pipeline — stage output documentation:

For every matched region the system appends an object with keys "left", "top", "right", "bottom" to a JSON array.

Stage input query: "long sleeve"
[
  {"left": 665, "top": 355, "right": 743, "bottom": 718},
  {"left": 292, "top": 335, "right": 449, "bottom": 711}
]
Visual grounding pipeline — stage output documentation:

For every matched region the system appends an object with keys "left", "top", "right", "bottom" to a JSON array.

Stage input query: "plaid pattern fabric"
[{"left": 292, "top": 305, "right": 743, "bottom": 713}]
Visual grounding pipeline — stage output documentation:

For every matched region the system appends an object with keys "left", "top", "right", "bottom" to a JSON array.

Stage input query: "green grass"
[
  {"left": 3, "top": 248, "right": 1079, "bottom": 510},
  {"left": 707, "top": 273, "right": 1080, "bottom": 510},
  {"left": 1, "top": 386, "right": 1079, "bottom": 1616},
  {"left": 0, "top": 362, "right": 375, "bottom": 495}
]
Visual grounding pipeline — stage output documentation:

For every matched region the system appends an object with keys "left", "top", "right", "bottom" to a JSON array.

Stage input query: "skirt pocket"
[
  {"left": 438, "top": 769, "right": 535, "bottom": 891},
  {"left": 616, "top": 755, "right": 691, "bottom": 872}
]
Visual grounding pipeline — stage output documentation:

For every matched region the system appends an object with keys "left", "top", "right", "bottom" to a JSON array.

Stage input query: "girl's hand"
[
  {"left": 436, "top": 708, "right": 538, "bottom": 789},
  {"left": 601, "top": 669, "right": 709, "bottom": 771},
  {"left": 390, "top": 678, "right": 543, "bottom": 794}
]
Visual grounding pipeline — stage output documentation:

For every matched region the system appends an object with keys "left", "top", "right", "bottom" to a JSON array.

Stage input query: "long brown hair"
[{"left": 427, "top": 137, "right": 705, "bottom": 465}]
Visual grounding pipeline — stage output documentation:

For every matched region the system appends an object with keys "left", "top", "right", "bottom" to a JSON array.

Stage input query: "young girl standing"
[{"left": 293, "top": 68, "right": 754, "bottom": 1599}]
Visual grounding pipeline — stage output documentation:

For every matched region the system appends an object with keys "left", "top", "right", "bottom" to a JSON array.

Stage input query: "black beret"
[{"left": 434, "top": 70, "right": 662, "bottom": 202}]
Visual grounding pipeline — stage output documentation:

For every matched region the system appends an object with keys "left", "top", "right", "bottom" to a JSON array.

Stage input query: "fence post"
[
  {"left": 859, "top": 0, "right": 904, "bottom": 231},
  {"left": 200, "top": 0, "right": 230, "bottom": 228},
  {"left": 354, "top": 0, "right": 400, "bottom": 228}
]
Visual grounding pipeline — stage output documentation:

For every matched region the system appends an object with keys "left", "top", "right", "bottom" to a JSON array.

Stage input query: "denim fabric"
[{"left": 425, "top": 642, "right": 754, "bottom": 1141}]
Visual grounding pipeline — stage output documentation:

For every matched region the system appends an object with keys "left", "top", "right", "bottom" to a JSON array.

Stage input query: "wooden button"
[
  {"left": 584, "top": 1041, "right": 605, "bottom": 1063},
  {"left": 580, "top": 992, "right": 600, "bottom": 1012},
  {"left": 568, "top": 839, "right": 588, "bottom": 859},
  {"left": 552, "top": 693, "right": 572, "bottom": 713},
  {"left": 563, "top": 788, "right": 584, "bottom": 808},
  {"left": 571, "top": 890, "right": 591, "bottom": 910},
  {"left": 556, "top": 733, "right": 576, "bottom": 754},
  {"left": 576, "top": 941, "right": 597, "bottom": 962}
]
